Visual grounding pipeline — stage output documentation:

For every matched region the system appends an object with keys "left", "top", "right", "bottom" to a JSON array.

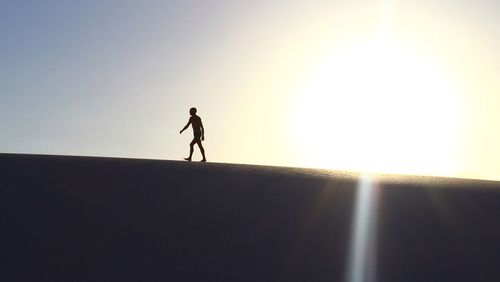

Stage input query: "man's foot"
[
  {"left": 200, "top": 159, "right": 207, "bottom": 162},
  {"left": 184, "top": 158, "right": 191, "bottom": 162}
]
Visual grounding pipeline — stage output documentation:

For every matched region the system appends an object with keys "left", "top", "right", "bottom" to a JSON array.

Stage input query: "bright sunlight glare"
[{"left": 293, "top": 37, "right": 462, "bottom": 176}]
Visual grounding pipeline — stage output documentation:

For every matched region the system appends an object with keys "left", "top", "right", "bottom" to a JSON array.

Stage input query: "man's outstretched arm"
[{"left": 180, "top": 120, "right": 191, "bottom": 134}]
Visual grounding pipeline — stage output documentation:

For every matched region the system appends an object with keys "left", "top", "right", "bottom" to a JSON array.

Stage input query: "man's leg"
[
  {"left": 196, "top": 140, "right": 206, "bottom": 162},
  {"left": 184, "top": 139, "right": 196, "bottom": 161}
]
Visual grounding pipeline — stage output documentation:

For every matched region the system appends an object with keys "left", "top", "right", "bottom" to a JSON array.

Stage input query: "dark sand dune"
[{"left": 1, "top": 154, "right": 500, "bottom": 281}]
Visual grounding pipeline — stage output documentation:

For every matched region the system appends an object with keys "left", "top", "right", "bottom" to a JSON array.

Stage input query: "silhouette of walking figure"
[{"left": 180, "top": 107, "right": 207, "bottom": 162}]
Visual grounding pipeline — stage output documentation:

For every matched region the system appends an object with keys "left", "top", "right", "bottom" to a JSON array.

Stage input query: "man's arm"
[
  {"left": 201, "top": 120, "right": 205, "bottom": 141},
  {"left": 180, "top": 119, "right": 191, "bottom": 134}
]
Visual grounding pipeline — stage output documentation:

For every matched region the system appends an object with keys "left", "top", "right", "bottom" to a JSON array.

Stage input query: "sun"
[{"left": 292, "top": 37, "right": 461, "bottom": 176}]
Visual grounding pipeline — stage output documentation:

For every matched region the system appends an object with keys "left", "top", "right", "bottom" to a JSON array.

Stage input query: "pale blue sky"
[
  {"left": 1, "top": 1, "right": 500, "bottom": 180},
  {"left": 1, "top": 0, "right": 240, "bottom": 156}
]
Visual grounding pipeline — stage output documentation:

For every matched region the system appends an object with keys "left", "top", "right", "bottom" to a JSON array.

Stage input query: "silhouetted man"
[{"left": 180, "top": 107, "right": 206, "bottom": 162}]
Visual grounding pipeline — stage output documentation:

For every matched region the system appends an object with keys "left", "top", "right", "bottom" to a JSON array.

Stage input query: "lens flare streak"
[{"left": 346, "top": 175, "right": 378, "bottom": 282}]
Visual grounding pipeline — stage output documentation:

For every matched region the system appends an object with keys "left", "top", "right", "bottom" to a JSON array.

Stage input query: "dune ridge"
[{"left": 1, "top": 153, "right": 500, "bottom": 281}]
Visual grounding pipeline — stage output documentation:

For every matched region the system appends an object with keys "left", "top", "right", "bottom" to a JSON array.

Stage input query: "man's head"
[{"left": 189, "top": 107, "right": 197, "bottom": 116}]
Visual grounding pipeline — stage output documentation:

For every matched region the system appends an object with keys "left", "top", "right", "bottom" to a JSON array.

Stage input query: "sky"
[{"left": 1, "top": 0, "right": 499, "bottom": 180}]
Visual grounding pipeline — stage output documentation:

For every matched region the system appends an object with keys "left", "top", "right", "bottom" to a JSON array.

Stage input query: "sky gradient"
[{"left": 1, "top": 1, "right": 499, "bottom": 180}]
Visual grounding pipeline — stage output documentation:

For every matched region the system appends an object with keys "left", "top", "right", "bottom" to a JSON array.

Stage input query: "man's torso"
[{"left": 190, "top": 115, "right": 202, "bottom": 137}]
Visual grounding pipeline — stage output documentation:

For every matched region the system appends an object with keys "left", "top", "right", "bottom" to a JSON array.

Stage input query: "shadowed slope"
[{"left": 1, "top": 154, "right": 500, "bottom": 281}]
